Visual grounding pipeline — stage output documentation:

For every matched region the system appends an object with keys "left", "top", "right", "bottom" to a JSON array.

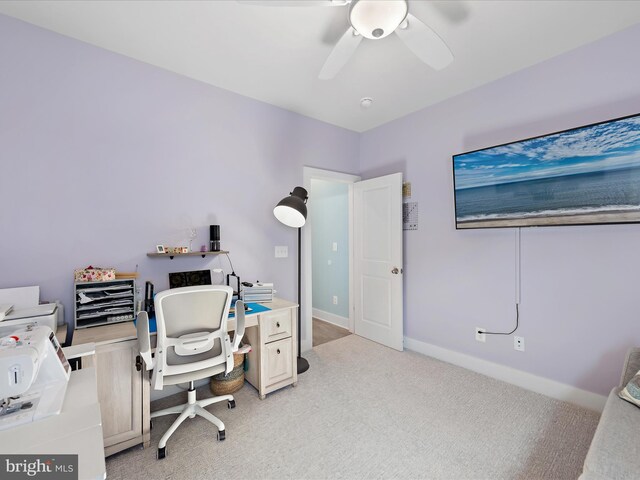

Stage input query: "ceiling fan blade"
[
  {"left": 237, "top": 0, "right": 349, "bottom": 6},
  {"left": 318, "top": 27, "right": 363, "bottom": 79},
  {"left": 394, "top": 13, "right": 453, "bottom": 70}
]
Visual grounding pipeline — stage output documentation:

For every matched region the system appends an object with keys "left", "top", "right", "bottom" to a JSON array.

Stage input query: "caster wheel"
[
  {"left": 157, "top": 447, "right": 166, "bottom": 459},
  {"left": 228, "top": 400, "right": 236, "bottom": 409},
  {"left": 218, "top": 429, "right": 226, "bottom": 441}
]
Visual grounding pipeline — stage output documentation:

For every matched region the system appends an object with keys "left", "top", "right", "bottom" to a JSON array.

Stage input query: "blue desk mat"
[
  {"left": 229, "top": 301, "right": 271, "bottom": 318},
  {"left": 135, "top": 302, "right": 271, "bottom": 333}
]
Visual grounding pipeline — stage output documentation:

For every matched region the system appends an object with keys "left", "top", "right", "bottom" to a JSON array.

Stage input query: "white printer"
[
  {"left": 0, "top": 286, "right": 63, "bottom": 337},
  {"left": 0, "top": 304, "right": 59, "bottom": 337}
]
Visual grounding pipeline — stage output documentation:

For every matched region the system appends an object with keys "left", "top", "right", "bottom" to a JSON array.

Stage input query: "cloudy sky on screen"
[{"left": 454, "top": 115, "right": 640, "bottom": 189}]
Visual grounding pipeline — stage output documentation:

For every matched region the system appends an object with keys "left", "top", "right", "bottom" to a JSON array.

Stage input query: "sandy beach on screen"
[{"left": 457, "top": 210, "right": 640, "bottom": 229}]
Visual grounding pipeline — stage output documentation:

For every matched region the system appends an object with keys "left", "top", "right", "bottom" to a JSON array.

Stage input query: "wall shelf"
[{"left": 147, "top": 250, "right": 229, "bottom": 260}]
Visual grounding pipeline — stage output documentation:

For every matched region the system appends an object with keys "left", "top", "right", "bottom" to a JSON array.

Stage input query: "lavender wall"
[
  {"left": 3, "top": 12, "right": 639, "bottom": 398},
  {"left": 0, "top": 14, "right": 359, "bottom": 347},
  {"left": 360, "top": 24, "right": 640, "bottom": 396}
]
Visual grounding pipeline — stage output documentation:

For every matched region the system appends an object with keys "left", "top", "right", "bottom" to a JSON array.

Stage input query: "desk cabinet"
[
  {"left": 244, "top": 306, "right": 298, "bottom": 399},
  {"left": 72, "top": 324, "right": 150, "bottom": 457}
]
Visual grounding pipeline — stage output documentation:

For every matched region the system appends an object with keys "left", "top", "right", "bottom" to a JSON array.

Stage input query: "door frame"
[{"left": 301, "top": 166, "right": 360, "bottom": 353}]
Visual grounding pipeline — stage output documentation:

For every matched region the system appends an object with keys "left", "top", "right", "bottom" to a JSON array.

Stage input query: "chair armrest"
[
  {"left": 232, "top": 301, "right": 246, "bottom": 352},
  {"left": 62, "top": 342, "right": 96, "bottom": 360},
  {"left": 136, "top": 311, "right": 154, "bottom": 370}
]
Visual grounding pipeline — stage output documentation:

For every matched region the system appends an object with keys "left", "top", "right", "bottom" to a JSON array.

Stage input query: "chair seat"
[{"left": 162, "top": 363, "right": 227, "bottom": 386}]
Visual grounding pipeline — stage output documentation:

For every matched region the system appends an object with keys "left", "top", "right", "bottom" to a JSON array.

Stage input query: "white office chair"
[{"left": 136, "top": 285, "right": 246, "bottom": 459}]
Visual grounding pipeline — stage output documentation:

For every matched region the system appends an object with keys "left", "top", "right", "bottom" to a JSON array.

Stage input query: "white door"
[{"left": 353, "top": 172, "right": 404, "bottom": 351}]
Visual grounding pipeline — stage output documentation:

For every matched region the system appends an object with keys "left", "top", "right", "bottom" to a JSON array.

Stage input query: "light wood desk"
[{"left": 65, "top": 298, "right": 298, "bottom": 456}]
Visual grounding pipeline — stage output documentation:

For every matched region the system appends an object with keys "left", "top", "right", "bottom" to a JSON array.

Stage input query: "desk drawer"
[
  {"left": 263, "top": 309, "right": 292, "bottom": 343},
  {"left": 264, "top": 338, "right": 293, "bottom": 386}
]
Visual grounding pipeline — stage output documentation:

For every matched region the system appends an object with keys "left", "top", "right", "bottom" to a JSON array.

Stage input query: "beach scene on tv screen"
[{"left": 453, "top": 114, "right": 640, "bottom": 228}]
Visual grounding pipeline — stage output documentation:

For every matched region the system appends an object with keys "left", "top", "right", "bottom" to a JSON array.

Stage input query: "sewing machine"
[{"left": 0, "top": 325, "right": 70, "bottom": 431}]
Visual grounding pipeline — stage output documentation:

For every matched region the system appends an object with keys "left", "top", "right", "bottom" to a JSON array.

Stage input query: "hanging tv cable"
[{"left": 482, "top": 228, "right": 521, "bottom": 336}]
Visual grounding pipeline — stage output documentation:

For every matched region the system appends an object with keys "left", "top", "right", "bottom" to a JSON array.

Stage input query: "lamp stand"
[{"left": 297, "top": 226, "right": 310, "bottom": 374}]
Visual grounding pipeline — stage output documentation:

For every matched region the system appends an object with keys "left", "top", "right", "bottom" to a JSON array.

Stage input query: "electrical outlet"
[
  {"left": 514, "top": 336, "right": 525, "bottom": 352},
  {"left": 475, "top": 327, "right": 486, "bottom": 343},
  {"left": 332, "top": 296, "right": 338, "bottom": 305}
]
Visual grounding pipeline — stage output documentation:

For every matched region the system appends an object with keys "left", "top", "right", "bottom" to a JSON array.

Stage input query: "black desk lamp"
[{"left": 274, "top": 186, "right": 310, "bottom": 375}]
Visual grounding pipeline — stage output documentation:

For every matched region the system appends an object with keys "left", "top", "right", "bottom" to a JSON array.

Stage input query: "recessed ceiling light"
[{"left": 360, "top": 97, "right": 373, "bottom": 108}]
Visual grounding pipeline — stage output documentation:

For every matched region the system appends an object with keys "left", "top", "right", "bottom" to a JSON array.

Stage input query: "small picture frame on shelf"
[{"left": 156, "top": 245, "right": 166, "bottom": 254}]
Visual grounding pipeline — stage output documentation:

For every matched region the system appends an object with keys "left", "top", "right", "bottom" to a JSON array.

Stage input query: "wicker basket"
[{"left": 210, "top": 352, "right": 245, "bottom": 395}]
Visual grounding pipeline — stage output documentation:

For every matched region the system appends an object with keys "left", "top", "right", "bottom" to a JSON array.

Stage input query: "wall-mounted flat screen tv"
[{"left": 453, "top": 113, "right": 640, "bottom": 229}]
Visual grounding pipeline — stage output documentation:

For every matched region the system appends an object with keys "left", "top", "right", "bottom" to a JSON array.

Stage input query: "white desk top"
[
  {"left": 0, "top": 368, "right": 106, "bottom": 480},
  {"left": 66, "top": 297, "right": 297, "bottom": 347}
]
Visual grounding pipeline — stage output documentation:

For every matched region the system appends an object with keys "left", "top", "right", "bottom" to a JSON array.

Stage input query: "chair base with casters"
[
  {"left": 136, "top": 285, "right": 247, "bottom": 460},
  {"left": 152, "top": 381, "right": 236, "bottom": 459}
]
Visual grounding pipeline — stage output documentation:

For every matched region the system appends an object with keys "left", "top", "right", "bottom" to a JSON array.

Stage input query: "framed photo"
[{"left": 156, "top": 245, "right": 166, "bottom": 254}]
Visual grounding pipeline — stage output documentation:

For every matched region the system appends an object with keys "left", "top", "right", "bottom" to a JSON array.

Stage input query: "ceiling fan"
[{"left": 239, "top": 0, "right": 454, "bottom": 79}]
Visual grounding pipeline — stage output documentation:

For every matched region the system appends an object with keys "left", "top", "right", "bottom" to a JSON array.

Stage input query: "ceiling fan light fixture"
[{"left": 349, "top": 0, "right": 408, "bottom": 40}]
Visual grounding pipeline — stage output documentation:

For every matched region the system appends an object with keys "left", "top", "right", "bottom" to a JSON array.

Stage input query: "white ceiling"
[{"left": 2, "top": 1, "right": 640, "bottom": 132}]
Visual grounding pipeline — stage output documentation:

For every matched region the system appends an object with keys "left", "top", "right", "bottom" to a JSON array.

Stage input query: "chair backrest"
[{"left": 152, "top": 285, "right": 234, "bottom": 389}]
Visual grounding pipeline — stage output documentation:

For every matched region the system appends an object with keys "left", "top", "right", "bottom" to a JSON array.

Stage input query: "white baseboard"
[
  {"left": 312, "top": 308, "right": 349, "bottom": 330},
  {"left": 404, "top": 336, "right": 607, "bottom": 413}
]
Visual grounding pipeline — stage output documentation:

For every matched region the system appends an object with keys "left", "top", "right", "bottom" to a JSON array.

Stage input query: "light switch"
[
  {"left": 332, "top": 242, "right": 338, "bottom": 252},
  {"left": 275, "top": 246, "right": 288, "bottom": 258}
]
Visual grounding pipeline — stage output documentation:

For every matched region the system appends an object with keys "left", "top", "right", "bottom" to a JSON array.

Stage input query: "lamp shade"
[
  {"left": 349, "top": 0, "right": 408, "bottom": 40},
  {"left": 274, "top": 187, "right": 308, "bottom": 228}
]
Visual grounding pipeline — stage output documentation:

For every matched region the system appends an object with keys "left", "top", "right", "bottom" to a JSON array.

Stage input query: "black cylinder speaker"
[{"left": 210, "top": 225, "right": 220, "bottom": 252}]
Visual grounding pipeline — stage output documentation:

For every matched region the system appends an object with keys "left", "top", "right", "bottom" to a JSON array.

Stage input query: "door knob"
[{"left": 391, "top": 267, "right": 402, "bottom": 274}]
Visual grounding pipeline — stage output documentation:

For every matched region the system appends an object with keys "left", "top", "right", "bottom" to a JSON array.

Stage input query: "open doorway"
[
  {"left": 309, "top": 178, "right": 352, "bottom": 347},
  {"left": 301, "top": 168, "right": 405, "bottom": 353},
  {"left": 301, "top": 167, "right": 360, "bottom": 352}
]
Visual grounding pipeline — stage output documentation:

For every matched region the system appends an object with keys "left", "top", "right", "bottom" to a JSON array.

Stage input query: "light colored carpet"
[{"left": 106, "top": 335, "right": 599, "bottom": 479}]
